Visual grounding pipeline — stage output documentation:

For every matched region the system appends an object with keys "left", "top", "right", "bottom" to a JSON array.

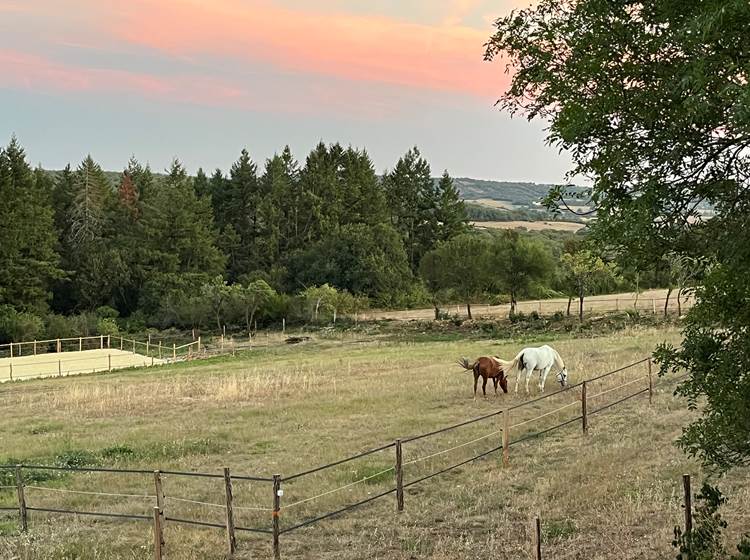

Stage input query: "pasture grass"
[{"left": 0, "top": 324, "right": 748, "bottom": 559}]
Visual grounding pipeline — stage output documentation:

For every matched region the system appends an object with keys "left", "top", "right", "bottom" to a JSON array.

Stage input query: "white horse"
[{"left": 496, "top": 345, "right": 568, "bottom": 394}]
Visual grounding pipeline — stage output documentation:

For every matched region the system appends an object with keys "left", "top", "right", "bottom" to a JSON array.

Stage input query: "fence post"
[
  {"left": 282, "top": 318, "right": 286, "bottom": 334},
  {"left": 153, "top": 506, "right": 164, "bottom": 560},
  {"left": 223, "top": 467, "right": 237, "bottom": 558},
  {"left": 533, "top": 514, "right": 542, "bottom": 560},
  {"left": 146, "top": 337, "right": 150, "bottom": 357},
  {"left": 10, "top": 343, "right": 13, "bottom": 359},
  {"left": 8, "top": 363, "right": 12, "bottom": 381},
  {"left": 15, "top": 466, "right": 27, "bottom": 532},
  {"left": 133, "top": 339, "right": 136, "bottom": 355},
  {"left": 502, "top": 410, "right": 510, "bottom": 467},
  {"left": 33, "top": 340, "right": 37, "bottom": 355},
  {"left": 107, "top": 335, "right": 111, "bottom": 349},
  {"left": 198, "top": 337, "right": 201, "bottom": 353},
  {"left": 272, "top": 474, "right": 282, "bottom": 560},
  {"left": 647, "top": 358, "right": 653, "bottom": 405},
  {"left": 581, "top": 381, "right": 588, "bottom": 435},
  {"left": 395, "top": 439, "right": 404, "bottom": 512},
  {"left": 158, "top": 342, "right": 162, "bottom": 359},
  {"left": 683, "top": 474, "right": 693, "bottom": 539},
  {"left": 100, "top": 335, "right": 104, "bottom": 349},
  {"left": 57, "top": 338, "right": 61, "bottom": 352},
  {"left": 153, "top": 470, "right": 164, "bottom": 519},
  {"left": 172, "top": 344, "right": 176, "bottom": 360},
  {"left": 108, "top": 354, "right": 112, "bottom": 372}
]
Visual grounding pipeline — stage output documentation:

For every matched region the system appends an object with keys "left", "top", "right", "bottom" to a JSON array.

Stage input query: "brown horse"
[{"left": 457, "top": 357, "right": 509, "bottom": 398}]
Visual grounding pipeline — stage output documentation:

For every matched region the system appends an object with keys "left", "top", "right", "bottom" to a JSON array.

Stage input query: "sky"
[{"left": 0, "top": 0, "right": 571, "bottom": 183}]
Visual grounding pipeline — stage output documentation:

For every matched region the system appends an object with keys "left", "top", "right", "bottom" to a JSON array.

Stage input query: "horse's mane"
[{"left": 551, "top": 347, "right": 565, "bottom": 369}]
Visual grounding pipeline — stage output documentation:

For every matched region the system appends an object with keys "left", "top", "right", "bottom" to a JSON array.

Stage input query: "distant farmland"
[{"left": 472, "top": 220, "right": 587, "bottom": 232}]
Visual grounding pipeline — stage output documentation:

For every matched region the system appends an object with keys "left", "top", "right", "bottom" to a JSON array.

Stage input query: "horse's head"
[
  {"left": 556, "top": 368, "right": 569, "bottom": 388},
  {"left": 499, "top": 374, "right": 509, "bottom": 393}
]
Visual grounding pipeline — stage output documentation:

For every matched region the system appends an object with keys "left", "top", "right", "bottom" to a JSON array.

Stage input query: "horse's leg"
[
  {"left": 482, "top": 375, "right": 488, "bottom": 398},
  {"left": 514, "top": 369, "right": 522, "bottom": 393},
  {"left": 539, "top": 366, "right": 552, "bottom": 392},
  {"left": 525, "top": 368, "right": 532, "bottom": 394},
  {"left": 493, "top": 377, "right": 498, "bottom": 396},
  {"left": 473, "top": 371, "right": 479, "bottom": 399}
]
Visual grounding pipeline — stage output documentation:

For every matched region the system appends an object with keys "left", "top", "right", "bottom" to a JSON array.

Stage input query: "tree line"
[{"left": 1, "top": 136, "right": 678, "bottom": 342}]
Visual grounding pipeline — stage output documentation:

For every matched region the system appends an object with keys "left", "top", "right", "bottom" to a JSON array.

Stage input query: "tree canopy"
[{"left": 487, "top": 0, "right": 750, "bottom": 470}]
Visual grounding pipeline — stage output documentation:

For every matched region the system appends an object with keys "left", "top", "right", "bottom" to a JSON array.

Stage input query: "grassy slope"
[{"left": 0, "top": 325, "right": 748, "bottom": 559}]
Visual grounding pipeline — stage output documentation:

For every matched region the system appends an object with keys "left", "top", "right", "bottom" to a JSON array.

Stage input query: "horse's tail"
[
  {"left": 457, "top": 357, "right": 474, "bottom": 372},
  {"left": 494, "top": 350, "right": 524, "bottom": 374}
]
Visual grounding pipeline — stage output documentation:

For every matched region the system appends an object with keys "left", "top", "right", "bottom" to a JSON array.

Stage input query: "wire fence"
[
  {"left": 0, "top": 356, "right": 687, "bottom": 559},
  {"left": 362, "top": 293, "right": 695, "bottom": 321}
]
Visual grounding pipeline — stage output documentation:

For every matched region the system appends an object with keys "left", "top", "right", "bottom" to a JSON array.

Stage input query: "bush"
[
  {"left": 96, "top": 306, "right": 119, "bottom": 319},
  {"left": 0, "top": 306, "right": 45, "bottom": 343},
  {"left": 96, "top": 317, "right": 119, "bottom": 336},
  {"left": 45, "top": 314, "right": 74, "bottom": 340}
]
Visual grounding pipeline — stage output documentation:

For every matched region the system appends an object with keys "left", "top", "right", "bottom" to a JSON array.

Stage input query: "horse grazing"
[
  {"left": 496, "top": 345, "right": 568, "bottom": 394},
  {"left": 457, "top": 357, "right": 509, "bottom": 398}
]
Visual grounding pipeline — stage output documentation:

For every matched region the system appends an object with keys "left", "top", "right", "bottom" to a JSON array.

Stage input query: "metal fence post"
[
  {"left": 273, "top": 474, "right": 282, "bottom": 559},
  {"left": 534, "top": 514, "right": 542, "bottom": 560},
  {"left": 683, "top": 474, "right": 693, "bottom": 539},
  {"left": 395, "top": 439, "right": 404, "bottom": 512}
]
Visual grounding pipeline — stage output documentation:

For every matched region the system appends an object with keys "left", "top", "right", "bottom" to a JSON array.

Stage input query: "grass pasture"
[
  {"left": 0, "top": 349, "right": 163, "bottom": 383},
  {"left": 0, "top": 325, "right": 748, "bottom": 559}
]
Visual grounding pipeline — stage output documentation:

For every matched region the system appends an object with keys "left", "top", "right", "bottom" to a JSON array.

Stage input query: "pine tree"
[
  {"left": 435, "top": 171, "right": 468, "bottom": 241},
  {"left": 193, "top": 168, "right": 211, "bottom": 199},
  {"left": 383, "top": 147, "right": 439, "bottom": 271},
  {"left": 0, "top": 138, "right": 61, "bottom": 312}
]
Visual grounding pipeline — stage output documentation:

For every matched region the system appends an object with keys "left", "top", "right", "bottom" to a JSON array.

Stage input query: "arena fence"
[{"left": 0, "top": 357, "right": 684, "bottom": 558}]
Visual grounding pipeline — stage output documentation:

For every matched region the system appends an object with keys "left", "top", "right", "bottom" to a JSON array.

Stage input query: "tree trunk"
[
  {"left": 433, "top": 303, "right": 440, "bottom": 321},
  {"left": 664, "top": 287, "right": 673, "bottom": 317},
  {"left": 677, "top": 288, "right": 683, "bottom": 316},
  {"left": 566, "top": 297, "right": 572, "bottom": 317},
  {"left": 466, "top": 302, "right": 472, "bottom": 320},
  {"left": 578, "top": 287, "right": 585, "bottom": 322},
  {"left": 510, "top": 295, "right": 517, "bottom": 317}
]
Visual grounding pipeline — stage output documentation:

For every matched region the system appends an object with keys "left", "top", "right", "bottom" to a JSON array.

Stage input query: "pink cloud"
[{"left": 108, "top": 0, "right": 507, "bottom": 98}]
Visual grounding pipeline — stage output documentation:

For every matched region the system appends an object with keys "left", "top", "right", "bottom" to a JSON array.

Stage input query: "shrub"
[
  {"left": 96, "top": 317, "right": 119, "bottom": 336},
  {"left": 0, "top": 306, "right": 45, "bottom": 343}
]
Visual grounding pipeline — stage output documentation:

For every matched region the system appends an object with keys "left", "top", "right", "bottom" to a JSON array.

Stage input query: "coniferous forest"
[{"left": 0, "top": 136, "right": 669, "bottom": 340}]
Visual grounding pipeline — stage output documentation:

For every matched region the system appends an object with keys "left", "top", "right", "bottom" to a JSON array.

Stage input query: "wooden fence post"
[
  {"left": 395, "top": 439, "right": 404, "bottom": 512},
  {"left": 133, "top": 339, "right": 136, "bottom": 354},
  {"left": 172, "top": 344, "right": 176, "bottom": 360},
  {"left": 534, "top": 514, "right": 542, "bottom": 560},
  {"left": 223, "top": 467, "right": 237, "bottom": 558},
  {"left": 197, "top": 337, "right": 201, "bottom": 353},
  {"left": 79, "top": 337, "right": 82, "bottom": 352},
  {"left": 107, "top": 335, "right": 111, "bottom": 349},
  {"left": 100, "top": 335, "right": 104, "bottom": 349},
  {"left": 15, "top": 466, "right": 27, "bottom": 532},
  {"left": 153, "top": 506, "right": 164, "bottom": 560},
  {"left": 581, "top": 381, "right": 588, "bottom": 435},
  {"left": 282, "top": 318, "right": 286, "bottom": 334},
  {"left": 146, "top": 337, "right": 150, "bottom": 357},
  {"left": 153, "top": 470, "right": 164, "bottom": 519},
  {"left": 10, "top": 343, "right": 13, "bottom": 359},
  {"left": 8, "top": 363, "right": 12, "bottom": 382},
  {"left": 683, "top": 474, "right": 693, "bottom": 539},
  {"left": 33, "top": 340, "right": 37, "bottom": 355},
  {"left": 502, "top": 410, "right": 510, "bottom": 467},
  {"left": 273, "top": 474, "right": 282, "bottom": 560},
  {"left": 647, "top": 358, "right": 653, "bottom": 405},
  {"left": 56, "top": 338, "right": 61, "bottom": 352}
]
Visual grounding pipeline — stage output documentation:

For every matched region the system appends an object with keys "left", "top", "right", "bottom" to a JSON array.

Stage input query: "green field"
[{"left": 1, "top": 325, "right": 748, "bottom": 559}]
